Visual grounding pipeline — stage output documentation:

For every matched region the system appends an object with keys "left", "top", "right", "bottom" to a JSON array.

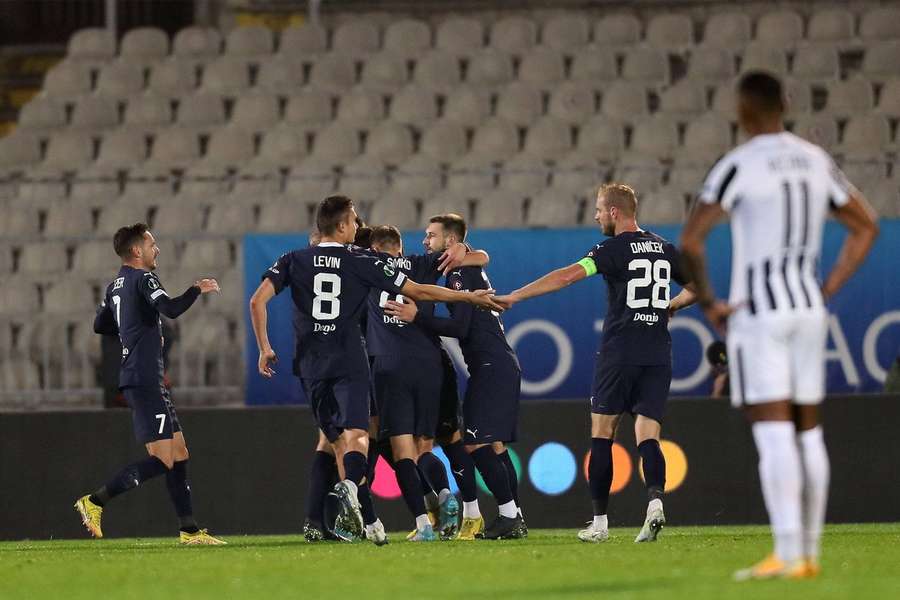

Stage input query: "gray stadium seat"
[
  {"left": 784, "top": 79, "right": 813, "bottom": 116},
  {"left": 122, "top": 164, "right": 173, "bottom": 199},
  {"left": 755, "top": 10, "right": 804, "bottom": 47},
  {"left": 120, "top": 27, "right": 169, "bottom": 64},
  {"left": 824, "top": 77, "right": 875, "bottom": 118},
  {"left": 594, "top": 14, "right": 641, "bottom": 47},
  {"left": 18, "top": 97, "right": 67, "bottom": 131},
  {"left": 669, "top": 161, "right": 710, "bottom": 196},
  {"left": 153, "top": 204, "right": 203, "bottom": 235},
  {"left": 420, "top": 119, "right": 468, "bottom": 163},
  {"left": 630, "top": 115, "right": 679, "bottom": 160},
  {"left": 383, "top": 19, "right": 432, "bottom": 59},
  {"left": 337, "top": 88, "right": 386, "bottom": 125},
  {"left": 640, "top": 186, "right": 686, "bottom": 224},
  {"left": 541, "top": 14, "right": 590, "bottom": 52},
  {"left": 43, "top": 61, "right": 93, "bottom": 98},
  {"left": 257, "top": 199, "right": 310, "bottom": 233},
  {"left": 622, "top": 46, "right": 669, "bottom": 86},
  {"left": 496, "top": 82, "right": 543, "bottom": 127},
  {"left": 43, "top": 278, "right": 97, "bottom": 314},
  {"left": 205, "top": 127, "right": 256, "bottom": 166},
  {"left": 862, "top": 41, "right": 900, "bottom": 83},
  {"left": 659, "top": 81, "right": 706, "bottom": 118},
  {"left": 206, "top": 204, "right": 257, "bottom": 235},
  {"left": 703, "top": 13, "right": 751, "bottom": 47},
  {"left": 518, "top": 47, "right": 566, "bottom": 87},
  {"left": 285, "top": 158, "right": 337, "bottom": 202},
  {"left": 20, "top": 241, "right": 68, "bottom": 276},
  {"left": 124, "top": 92, "right": 172, "bottom": 130},
  {"left": 476, "top": 190, "right": 526, "bottom": 228},
  {"left": 96, "top": 62, "right": 145, "bottom": 98},
  {"left": 524, "top": 116, "right": 573, "bottom": 159},
  {"left": 0, "top": 205, "right": 40, "bottom": 237},
  {"left": 577, "top": 115, "right": 625, "bottom": 162},
  {"left": 44, "top": 131, "right": 95, "bottom": 169},
  {"left": 792, "top": 45, "right": 840, "bottom": 82},
  {"left": 0, "top": 277, "right": 40, "bottom": 315},
  {"left": 741, "top": 43, "right": 788, "bottom": 75},
  {"left": 148, "top": 60, "right": 197, "bottom": 97},
  {"left": 601, "top": 81, "right": 649, "bottom": 122},
  {"left": 149, "top": 127, "right": 200, "bottom": 165},
  {"left": 225, "top": 26, "right": 274, "bottom": 59},
  {"left": 70, "top": 165, "right": 120, "bottom": 200},
  {"left": 231, "top": 93, "right": 281, "bottom": 130},
  {"left": 859, "top": 7, "right": 900, "bottom": 40},
  {"left": 278, "top": 24, "right": 328, "bottom": 57},
  {"left": 548, "top": 81, "right": 597, "bottom": 124},
  {"left": 0, "top": 132, "right": 41, "bottom": 169},
  {"left": 646, "top": 14, "right": 694, "bottom": 49},
  {"left": 466, "top": 49, "right": 514, "bottom": 90},
  {"left": 284, "top": 89, "right": 334, "bottom": 131},
  {"left": 367, "top": 195, "right": 419, "bottom": 230},
  {"left": 421, "top": 192, "right": 472, "bottom": 222},
  {"left": 390, "top": 86, "right": 438, "bottom": 127},
  {"left": 333, "top": 19, "right": 381, "bottom": 57},
  {"left": 173, "top": 27, "right": 222, "bottom": 64},
  {"left": 176, "top": 91, "right": 226, "bottom": 129},
  {"left": 436, "top": 16, "right": 484, "bottom": 56},
  {"left": 490, "top": 16, "right": 537, "bottom": 55},
  {"left": 413, "top": 50, "right": 462, "bottom": 93},
  {"left": 232, "top": 163, "right": 281, "bottom": 201},
  {"left": 0, "top": 245, "right": 11, "bottom": 274},
  {"left": 309, "top": 54, "right": 357, "bottom": 93},
  {"left": 876, "top": 79, "right": 900, "bottom": 117},
  {"left": 527, "top": 189, "right": 581, "bottom": 227},
  {"left": 71, "top": 239, "right": 117, "bottom": 275},
  {"left": 200, "top": 57, "right": 251, "bottom": 95},
  {"left": 391, "top": 154, "right": 442, "bottom": 198},
  {"left": 841, "top": 161, "right": 887, "bottom": 187},
  {"left": 613, "top": 154, "right": 665, "bottom": 192},
  {"left": 446, "top": 154, "right": 495, "bottom": 194},
  {"left": 179, "top": 163, "right": 228, "bottom": 199},
  {"left": 67, "top": 28, "right": 116, "bottom": 66},
  {"left": 339, "top": 155, "right": 388, "bottom": 202},
  {"left": 443, "top": 86, "right": 491, "bottom": 127},
  {"left": 470, "top": 118, "right": 519, "bottom": 160},
  {"left": 710, "top": 81, "right": 736, "bottom": 116},
  {"left": 258, "top": 126, "right": 308, "bottom": 165},
  {"left": 551, "top": 152, "right": 602, "bottom": 193},
  {"left": 860, "top": 179, "right": 900, "bottom": 218},
  {"left": 17, "top": 167, "right": 67, "bottom": 202},
  {"left": 840, "top": 115, "right": 891, "bottom": 158},
  {"left": 360, "top": 52, "right": 408, "bottom": 93},
  {"left": 499, "top": 153, "right": 548, "bottom": 194},
  {"left": 682, "top": 114, "right": 732, "bottom": 161},
  {"left": 70, "top": 95, "right": 120, "bottom": 130},
  {"left": 364, "top": 121, "right": 414, "bottom": 164},
  {"left": 806, "top": 8, "right": 855, "bottom": 46},
  {"left": 181, "top": 239, "right": 232, "bottom": 270},
  {"left": 0, "top": 357, "right": 40, "bottom": 392},
  {"left": 256, "top": 58, "right": 304, "bottom": 95},
  {"left": 96, "top": 201, "right": 151, "bottom": 235},
  {"left": 792, "top": 114, "right": 838, "bottom": 149},
  {"left": 570, "top": 45, "right": 617, "bottom": 86},
  {"left": 686, "top": 45, "right": 735, "bottom": 85}
]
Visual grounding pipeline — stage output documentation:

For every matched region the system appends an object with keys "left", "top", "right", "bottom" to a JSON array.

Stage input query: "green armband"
[{"left": 577, "top": 257, "right": 597, "bottom": 277}]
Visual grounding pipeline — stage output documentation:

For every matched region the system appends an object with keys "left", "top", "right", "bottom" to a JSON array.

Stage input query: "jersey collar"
[{"left": 317, "top": 242, "right": 344, "bottom": 248}]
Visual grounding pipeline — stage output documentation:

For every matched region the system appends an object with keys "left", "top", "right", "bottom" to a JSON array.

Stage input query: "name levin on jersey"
[{"left": 313, "top": 255, "right": 341, "bottom": 268}]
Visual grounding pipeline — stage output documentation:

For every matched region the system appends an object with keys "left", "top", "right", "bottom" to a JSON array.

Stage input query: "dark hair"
[
  {"left": 354, "top": 226, "right": 373, "bottom": 249},
  {"left": 316, "top": 195, "right": 354, "bottom": 235},
  {"left": 113, "top": 222, "right": 149, "bottom": 258},
  {"left": 370, "top": 225, "right": 401, "bottom": 249},
  {"left": 428, "top": 213, "right": 467, "bottom": 242},
  {"left": 738, "top": 71, "right": 785, "bottom": 115}
]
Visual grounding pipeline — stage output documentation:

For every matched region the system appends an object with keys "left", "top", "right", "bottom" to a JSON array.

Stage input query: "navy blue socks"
[
  {"left": 589, "top": 438, "right": 613, "bottom": 516},
  {"left": 90, "top": 456, "right": 170, "bottom": 506},
  {"left": 395, "top": 458, "right": 428, "bottom": 518},
  {"left": 638, "top": 439, "right": 666, "bottom": 501},
  {"left": 471, "top": 446, "right": 513, "bottom": 505},
  {"left": 444, "top": 440, "right": 478, "bottom": 502}
]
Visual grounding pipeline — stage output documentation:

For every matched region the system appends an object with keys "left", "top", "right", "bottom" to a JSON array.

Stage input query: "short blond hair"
[{"left": 598, "top": 183, "right": 637, "bottom": 217}]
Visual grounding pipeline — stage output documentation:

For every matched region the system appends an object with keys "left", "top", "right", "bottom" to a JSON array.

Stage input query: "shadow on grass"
[{"left": 482, "top": 578, "right": 674, "bottom": 597}]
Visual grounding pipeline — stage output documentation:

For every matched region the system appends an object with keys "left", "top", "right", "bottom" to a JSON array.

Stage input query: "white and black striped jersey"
[{"left": 698, "top": 131, "right": 852, "bottom": 317}]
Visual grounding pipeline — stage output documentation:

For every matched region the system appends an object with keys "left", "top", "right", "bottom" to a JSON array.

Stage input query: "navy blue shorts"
[
  {"left": 463, "top": 356, "right": 521, "bottom": 445},
  {"left": 374, "top": 354, "right": 441, "bottom": 439},
  {"left": 590, "top": 362, "right": 672, "bottom": 422},
  {"left": 124, "top": 385, "right": 181, "bottom": 444},
  {"left": 302, "top": 373, "right": 371, "bottom": 443},
  {"left": 436, "top": 348, "right": 461, "bottom": 439}
]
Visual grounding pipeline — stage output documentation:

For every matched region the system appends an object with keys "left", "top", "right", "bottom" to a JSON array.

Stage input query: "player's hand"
[
  {"left": 195, "top": 278, "right": 220, "bottom": 294},
  {"left": 438, "top": 242, "right": 467, "bottom": 275},
  {"left": 492, "top": 294, "right": 517, "bottom": 310},
  {"left": 384, "top": 297, "right": 418, "bottom": 323},
  {"left": 701, "top": 300, "right": 735, "bottom": 336},
  {"left": 470, "top": 289, "right": 504, "bottom": 312},
  {"left": 258, "top": 348, "right": 277, "bottom": 378}
]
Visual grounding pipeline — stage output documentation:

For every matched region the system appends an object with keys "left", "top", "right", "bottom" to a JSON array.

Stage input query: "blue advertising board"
[{"left": 243, "top": 220, "right": 900, "bottom": 405}]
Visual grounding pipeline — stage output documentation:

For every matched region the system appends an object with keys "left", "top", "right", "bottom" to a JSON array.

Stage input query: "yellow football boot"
[
  {"left": 74, "top": 495, "right": 103, "bottom": 539},
  {"left": 455, "top": 516, "right": 484, "bottom": 541},
  {"left": 734, "top": 554, "right": 805, "bottom": 581},
  {"left": 405, "top": 509, "right": 438, "bottom": 540},
  {"left": 786, "top": 558, "right": 821, "bottom": 579},
  {"left": 179, "top": 528, "right": 227, "bottom": 545}
]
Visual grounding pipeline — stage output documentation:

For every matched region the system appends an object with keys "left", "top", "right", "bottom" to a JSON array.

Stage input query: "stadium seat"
[
  {"left": 841, "top": 160, "right": 887, "bottom": 186},
  {"left": 470, "top": 118, "right": 519, "bottom": 160},
  {"left": 278, "top": 24, "right": 328, "bottom": 57},
  {"left": 614, "top": 154, "right": 665, "bottom": 192},
  {"left": 419, "top": 119, "right": 468, "bottom": 163},
  {"left": 17, "top": 167, "right": 67, "bottom": 203},
  {"left": 232, "top": 162, "right": 281, "bottom": 200},
  {"left": 594, "top": 14, "right": 641, "bottom": 47},
  {"left": 0, "top": 245, "right": 11, "bottom": 274},
  {"left": 682, "top": 113, "right": 732, "bottom": 161},
  {"left": 18, "top": 97, "right": 67, "bottom": 131},
  {"left": 622, "top": 46, "right": 669, "bottom": 86},
  {"left": 391, "top": 154, "right": 442, "bottom": 198},
  {"left": 640, "top": 186, "right": 686, "bottom": 224},
  {"left": 284, "top": 89, "right": 334, "bottom": 131},
  {"left": 570, "top": 45, "right": 617, "bottom": 86},
  {"left": 496, "top": 82, "right": 543, "bottom": 126},
  {"left": 710, "top": 82, "right": 736, "bottom": 115},
  {"left": 178, "top": 162, "right": 228, "bottom": 199},
  {"left": 67, "top": 28, "right": 116, "bottom": 66},
  {"left": 200, "top": 57, "right": 251, "bottom": 95},
  {"left": 446, "top": 154, "right": 495, "bottom": 194},
  {"left": 436, "top": 16, "right": 484, "bottom": 56},
  {"left": 70, "top": 165, "right": 120, "bottom": 200},
  {"left": 95, "top": 62, "right": 145, "bottom": 99},
  {"left": 0, "top": 278, "right": 40, "bottom": 316},
  {"left": 43, "top": 278, "right": 97, "bottom": 314},
  {"left": 876, "top": 78, "right": 900, "bottom": 117},
  {"left": 19, "top": 241, "right": 68, "bottom": 276},
  {"left": 256, "top": 58, "right": 305, "bottom": 94},
  {"left": 551, "top": 152, "right": 602, "bottom": 193},
  {"left": 527, "top": 189, "right": 581, "bottom": 227},
  {"left": 309, "top": 54, "right": 357, "bottom": 92},
  {"left": 95, "top": 202, "right": 151, "bottom": 235},
  {"left": 421, "top": 192, "right": 472, "bottom": 221},
  {"left": 337, "top": 88, "right": 386, "bottom": 124},
  {"left": 383, "top": 19, "right": 432, "bottom": 59},
  {"left": 413, "top": 50, "right": 461, "bottom": 93},
  {"left": 466, "top": 49, "right": 514, "bottom": 90},
  {"left": 645, "top": 14, "right": 694, "bottom": 49},
  {"left": 285, "top": 158, "right": 337, "bottom": 201},
  {"left": 862, "top": 41, "right": 900, "bottom": 83},
  {"left": 153, "top": 204, "right": 203, "bottom": 235},
  {"left": 360, "top": 52, "right": 408, "bottom": 93},
  {"left": 148, "top": 60, "right": 198, "bottom": 97},
  {"left": 122, "top": 164, "right": 173, "bottom": 199},
  {"left": 443, "top": 85, "right": 491, "bottom": 127},
  {"left": 824, "top": 77, "right": 875, "bottom": 117},
  {"left": 206, "top": 204, "right": 256, "bottom": 235},
  {"left": 703, "top": 12, "right": 752, "bottom": 46},
  {"left": 120, "top": 27, "right": 169, "bottom": 65},
  {"left": 755, "top": 10, "right": 804, "bottom": 47},
  {"left": 669, "top": 160, "right": 709, "bottom": 196},
  {"left": 44, "top": 131, "right": 95, "bottom": 169},
  {"left": 333, "top": 19, "right": 381, "bottom": 56},
  {"left": 257, "top": 199, "right": 310, "bottom": 233},
  {"left": 258, "top": 126, "right": 308, "bottom": 165},
  {"left": 148, "top": 127, "right": 200, "bottom": 165},
  {"left": 791, "top": 114, "right": 838, "bottom": 149},
  {"left": 859, "top": 7, "right": 900, "bottom": 40},
  {"left": 784, "top": 79, "right": 813, "bottom": 116},
  {"left": 806, "top": 8, "right": 855, "bottom": 47},
  {"left": 601, "top": 81, "right": 649, "bottom": 122},
  {"left": 0, "top": 357, "right": 40, "bottom": 392},
  {"left": 840, "top": 115, "right": 891, "bottom": 158},
  {"left": 740, "top": 43, "right": 787, "bottom": 74},
  {"left": 367, "top": 195, "right": 419, "bottom": 229},
  {"left": 176, "top": 91, "right": 226, "bottom": 129},
  {"left": 548, "top": 81, "right": 597, "bottom": 124},
  {"left": 339, "top": 155, "right": 388, "bottom": 202},
  {"left": 659, "top": 80, "right": 706, "bottom": 118},
  {"left": 172, "top": 27, "right": 222, "bottom": 65},
  {"left": 518, "top": 47, "right": 566, "bottom": 87},
  {"left": 630, "top": 115, "right": 679, "bottom": 160},
  {"left": 205, "top": 127, "right": 256, "bottom": 166},
  {"left": 123, "top": 92, "right": 172, "bottom": 132},
  {"left": 686, "top": 45, "right": 736, "bottom": 85},
  {"left": 225, "top": 26, "right": 274, "bottom": 59},
  {"left": 43, "top": 61, "right": 93, "bottom": 98},
  {"left": 541, "top": 14, "right": 590, "bottom": 52},
  {"left": 0, "top": 132, "right": 42, "bottom": 169},
  {"left": 861, "top": 179, "right": 900, "bottom": 218},
  {"left": 499, "top": 152, "right": 549, "bottom": 194},
  {"left": 490, "top": 16, "right": 537, "bottom": 55},
  {"left": 577, "top": 115, "right": 625, "bottom": 162},
  {"left": 70, "top": 95, "right": 120, "bottom": 130},
  {"left": 71, "top": 238, "right": 116, "bottom": 275},
  {"left": 0, "top": 205, "right": 40, "bottom": 237},
  {"left": 181, "top": 239, "right": 233, "bottom": 271},
  {"left": 364, "top": 121, "right": 413, "bottom": 164},
  {"left": 792, "top": 45, "right": 839, "bottom": 82},
  {"left": 475, "top": 190, "right": 526, "bottom": 228},
  {"left": 390, "top": 86, "right": 438, "bottom": 126},
  {"left": 231, "top": 93, "right": 281, "bottom": 130},
  {"left": 524, "top": 116, "right": 573, "bottom": 159}
]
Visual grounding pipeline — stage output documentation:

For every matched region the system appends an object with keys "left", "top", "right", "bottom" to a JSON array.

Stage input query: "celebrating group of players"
[{"left": 75, "top": 71, "right": 879, "bottom": 580}]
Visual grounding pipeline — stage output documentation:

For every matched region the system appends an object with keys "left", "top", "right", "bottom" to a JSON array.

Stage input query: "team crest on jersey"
[
  {"left": 147, "top": 277, "right": 159, "bottom": 290},
  {"left": 452, "top": 279, "right": 463, "bottom": 290},
  {"left": 382, "top": 264, "right": 396, "bottom": 277}
]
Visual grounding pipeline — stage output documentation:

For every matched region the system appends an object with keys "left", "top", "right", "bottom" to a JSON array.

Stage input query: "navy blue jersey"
[
  {"left": 263, "top": 242, "right": 408, "bottom": 379},
  {"left": 581, "top": 230, "right": 688, "bottom": 365},
  {"left": 99, "top": 266, "right": 167, "bottom": 388},
  {"left": 444, "top": 266, "right": 517, "bottom": 366},
  {"left": 365, "top": 251, "right": 443, "bottom": 358}
]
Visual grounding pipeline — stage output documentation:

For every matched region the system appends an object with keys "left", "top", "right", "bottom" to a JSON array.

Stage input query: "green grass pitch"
[{"left": 2, "top": 524, "right": 898, "bottom": 599}]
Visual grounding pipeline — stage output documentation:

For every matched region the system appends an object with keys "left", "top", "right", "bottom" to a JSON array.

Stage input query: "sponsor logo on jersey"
[
  {"left": 633, "top": 312, "right": 659, "bottom": 325},
  {"left": 314, "top": 323, "right": 336, "bottom": 334},
  {"left": 113, "top": 277, "right": 125, "bottom": 291}
]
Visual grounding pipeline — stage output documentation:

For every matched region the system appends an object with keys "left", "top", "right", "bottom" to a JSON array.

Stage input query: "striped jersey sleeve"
[{"left": 698, "top": 154, "right": 740, "bottom": 211}]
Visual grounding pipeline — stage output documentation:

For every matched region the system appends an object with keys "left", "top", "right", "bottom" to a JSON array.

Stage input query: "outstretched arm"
[
  {"left": 494, "top": 263, "right": 588, "bottom": 308},
  {"left": 399, "top": 279, "right": 503, "bottom": 312},
  {"left": 249, "top": 279, "right": 278, "bottom": 378},
  {"left": 384, "top": 297, "right": 473, "bottom": 339},
  {"left": 437, "top": 243, "right": 490, "bottom": 274}
]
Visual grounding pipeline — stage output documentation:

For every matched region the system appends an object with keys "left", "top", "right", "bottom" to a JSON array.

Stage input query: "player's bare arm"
[
  {"left": 437, "top": 243, "right": 490, "bottom": 274},
  {"left": 249, "top": 278, "right": 278, "bottom": 378},
  {"left": 494, "top": 263, "right": 589, "bottom": 308},
  {"left": 680, "top": 202, "right": 733, "bottom": 333},
  {"left": 194, "top": 278, "right": 221, "bottom": 294},
  {"left": 669, "top": 284, "right": 699, "bottom": 316},
  {"left": 399, "top": 279, "right": 503, "bottom": 312},
  {"left": 822, "top": 191, "right": 879, "bottom": 301}
]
